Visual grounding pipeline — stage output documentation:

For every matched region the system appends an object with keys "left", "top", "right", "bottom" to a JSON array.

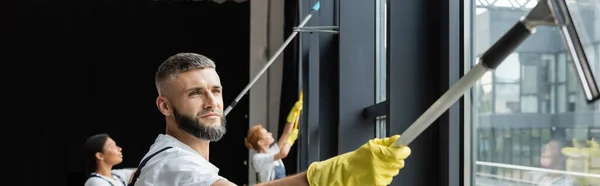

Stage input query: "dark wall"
[
  {"left": 4, "top": 1, "right": 249, "bottom": 185},
  {"left": 279, "top": 0, "right": 300, "bottom": 175}
]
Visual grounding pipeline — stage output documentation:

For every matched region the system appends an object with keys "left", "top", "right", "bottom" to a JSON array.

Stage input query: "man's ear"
[
  {"left": 156, "top": 96, "right": 172, "bottom": 116},
  {"left": 95, "top": 152, "right": 104, "bottom": 161}
]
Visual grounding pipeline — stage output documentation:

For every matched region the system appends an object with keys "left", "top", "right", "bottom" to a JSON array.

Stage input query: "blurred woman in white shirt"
[{"left": 245, "top": 101, "right": 302, "bottom": 183}]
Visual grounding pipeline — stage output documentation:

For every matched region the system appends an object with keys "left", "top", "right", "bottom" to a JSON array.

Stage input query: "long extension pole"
[{"left": 224, "top": 1, "right": 321, "bottom": 116}]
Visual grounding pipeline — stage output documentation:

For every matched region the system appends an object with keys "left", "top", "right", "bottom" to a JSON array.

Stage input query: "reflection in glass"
[
  {"left": 375, "top": 0, "right": 386, "bottom": 138},
  {"left": 471, "top": 0, "right": 600, "bottom": 185}
]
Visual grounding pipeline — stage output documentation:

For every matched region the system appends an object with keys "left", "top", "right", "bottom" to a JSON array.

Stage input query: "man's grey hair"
[{"left": 155, "top": 53, "right": 217, "bottom": 95}]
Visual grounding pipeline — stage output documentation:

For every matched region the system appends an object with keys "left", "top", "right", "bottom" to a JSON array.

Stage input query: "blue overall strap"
[
  {"left": 112, "top": 173, "right": 126, "bottom": 186},
  {"left": 127, "top": 146, "right": 173, "bottom": 186}
]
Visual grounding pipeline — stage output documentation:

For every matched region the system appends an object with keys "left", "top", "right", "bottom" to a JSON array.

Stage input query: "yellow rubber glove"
[
  {"left": 306, "top": 135, "right": 411, "bottom": 186},
  {"left": 287, "top": 100, "right": 303, "bottom": 123},
  {"left": 285, "top": 129, "right": 299, "bottom": 145}
]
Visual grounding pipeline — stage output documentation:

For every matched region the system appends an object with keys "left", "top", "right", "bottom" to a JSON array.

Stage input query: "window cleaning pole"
[
  {"left": 392, "top": 0, "right": 568, "bottom": 147},
  {"left": 224, "top": 1, "right": 321, "bottom": 116}
]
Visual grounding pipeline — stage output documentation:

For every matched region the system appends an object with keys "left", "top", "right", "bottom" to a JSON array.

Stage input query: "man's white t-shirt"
[
  {"left": 133, "top": 134, "right": 227, "bottom": 186},
  {"left": 252, "top": 145, "right": 285, "bottom": 183},
  {"left": 84, "top": 169, "right": 134, "bottom": 186}
]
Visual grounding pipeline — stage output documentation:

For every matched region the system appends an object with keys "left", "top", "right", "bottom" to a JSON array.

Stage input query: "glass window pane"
[
  {"left": 521, "top": 96, "right": 538, "bottom": 113},
  {"left": 585, "top": 46, "right": 595, "bottom": 78},
  {"left": 478, "top": 86, "right": 493, "bottom": 114},
  {"left": 495, "top": 53, "right": 521, "bottom": 83},
  {"left": 568, "top": 61, "right": 579, "bottom": 93},
  {"left": 540, "top": 97, "right": 550, "bottom": 114},
  {"left": 549, "top": 55, "right": 556, "bottom": 83},
  {"left": 375, "top": 0, "right": 386, "bottom": 103},
  {"left": 591, "top": 45, "right": 598, "bottom": 84},
  {"left": 596, "top": 45, "right": 599, "bottom": 111},
  {"left": 522, "top": 65, "right": 538, "bottom": 94},
  {"left": 495, "top": 83, "right": 520, "bottom": 113},
  {"left": 375, "top": 116, "right": 386, "bottom": 138},
  {"left": 557, "top": 84, "right": 567, "bottom": 113},
  {"left": 469, "top": 1, "right": 600, "bottom": 185},
  {"left": 551, "top": 84, "right": 557, "bottom": 113},
  {"left": 375, "top": 0, "right": 387, "bottom": 139},
  {"left": 558, "top": 53, "right": 567, "bottom": 82}
]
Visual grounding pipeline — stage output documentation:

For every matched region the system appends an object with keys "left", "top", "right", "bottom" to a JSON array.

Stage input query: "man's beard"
[{"left": 172, "top": 107, "right": 227, "bottom": 142}]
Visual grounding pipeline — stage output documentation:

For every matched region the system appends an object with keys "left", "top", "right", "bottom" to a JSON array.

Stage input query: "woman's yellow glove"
[
  {"left": 306, "top": 135, "right": 411, "bottom": 186},
  {"left": 285, "top": 129, "right": 299, "bottom": 145},
  {"left": 287, "top": 100, "right": 303, "bottom": 123}
]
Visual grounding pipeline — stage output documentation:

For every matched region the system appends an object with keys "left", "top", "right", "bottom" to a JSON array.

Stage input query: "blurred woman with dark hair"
[{"left": 84, "top": 133, "right": 136, "bottom": 186}]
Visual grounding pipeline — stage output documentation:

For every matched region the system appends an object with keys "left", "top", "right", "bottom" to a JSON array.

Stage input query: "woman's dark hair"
[{"left": 84, "top": 133, "right": 109, "bottom": 176}]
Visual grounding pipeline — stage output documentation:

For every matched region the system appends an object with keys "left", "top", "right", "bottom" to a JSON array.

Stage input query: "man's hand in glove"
[{"left": 306, "top": 135, "right": 411, "bottom": 186}]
